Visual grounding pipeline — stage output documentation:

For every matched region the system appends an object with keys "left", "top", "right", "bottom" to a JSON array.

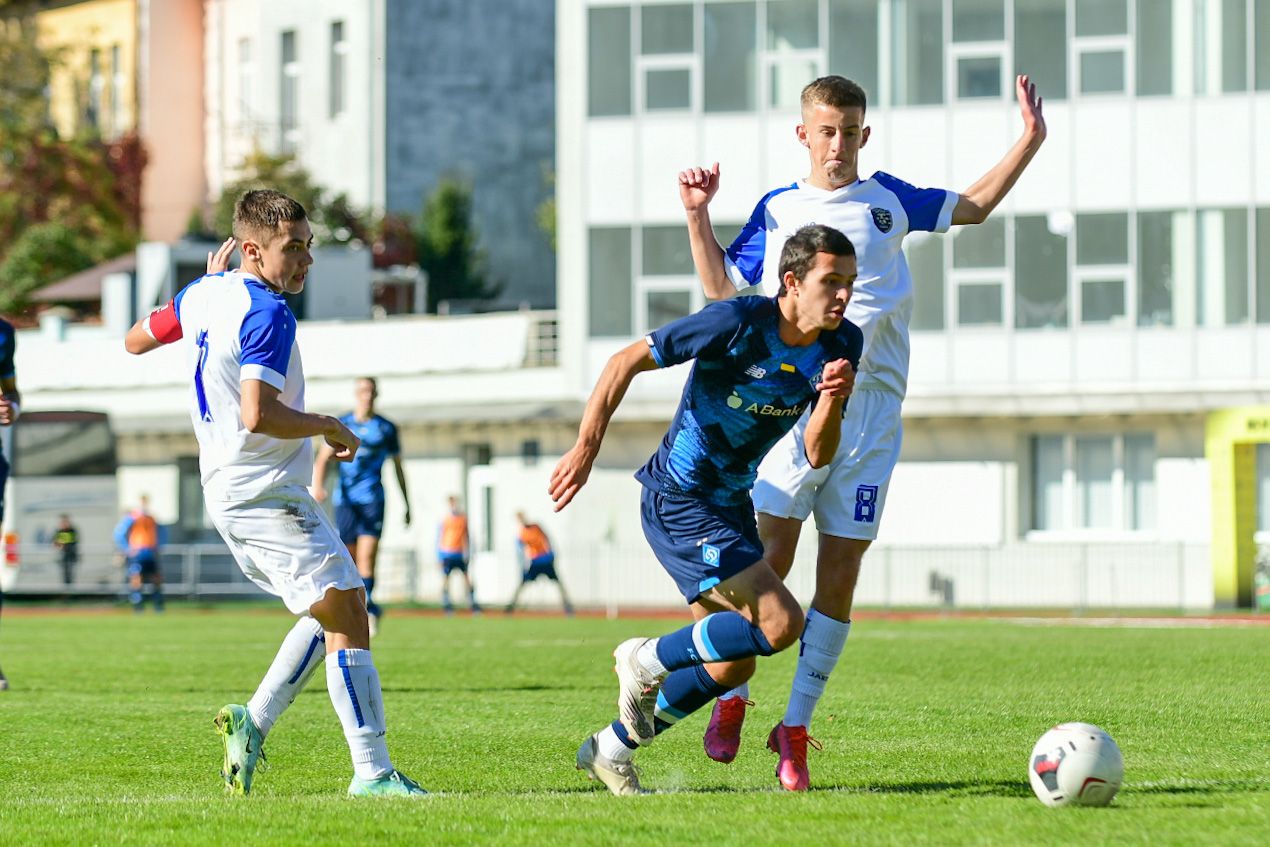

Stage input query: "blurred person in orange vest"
[
  {"left": 114, "top": 495, "right": 167, "bottom": 613},
  {"left": 436, "top": 495, "right": 478, "bottom": 614},
  {"left": 505, "top": 511, "right": 573, "bottom": 616}
]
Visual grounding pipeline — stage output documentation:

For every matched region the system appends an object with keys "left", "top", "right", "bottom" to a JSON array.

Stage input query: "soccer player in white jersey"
[
  {"left": 677, "top": 74, "right": 1046, "bottom": 790},
  {"left": 123, "top": 190, "right": 427, "bottom": 797}
]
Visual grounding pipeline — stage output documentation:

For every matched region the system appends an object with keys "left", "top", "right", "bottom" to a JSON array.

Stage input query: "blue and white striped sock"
[
  {"left": 653, "top": 665, "right": 731, "bottom": 735},
  {"left": 247, "top": 615, "right": 325, "bottom": 737},
  {"left": 642, "top": 612, "right": 774, "bottom": 674},
  {"left": 325, "top": 649, "right": 392, "bottom": 780}
]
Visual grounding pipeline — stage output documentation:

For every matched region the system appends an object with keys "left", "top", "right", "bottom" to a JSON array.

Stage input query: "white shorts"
[
  {"left": 752, "top": 388, "right": 903, "bottom": 540},
  {"left": 206, "top": 484, "right": 364, "bottom": 614}
]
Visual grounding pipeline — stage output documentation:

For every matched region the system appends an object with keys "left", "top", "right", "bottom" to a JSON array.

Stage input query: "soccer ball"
[{"left": 1028, "top": 722, "right": 1123, "bottom": 807}]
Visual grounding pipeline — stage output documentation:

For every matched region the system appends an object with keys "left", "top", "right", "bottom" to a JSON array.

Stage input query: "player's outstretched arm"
[
  {"left": 549, "top": 340, "right": 659, "bottom": 511},
  {"left": 241, "top": 379, "right": 361, "bottom": 459},
  {"left": 803, "top": 358, "right": 854, "bottom": 468},
  {"left": 952, "top": 74, "right": 1046, "bottom": 226},
  {"left": 680, "top": 162, "right": 734, "bottom": 301}
]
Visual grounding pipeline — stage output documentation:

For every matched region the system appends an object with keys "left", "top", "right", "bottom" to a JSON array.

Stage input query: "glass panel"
[
  {"left": 646, "top": 68, "right": 692, "bottom": 110},
  {"left": 1258, "top": 208, "right": 1270, "bottom": 322},
  {"left": 1015, "top": 0, "right": 1067, "bottom": 99},
  {"left": 1124, "top": 434, "right": 1156, "bottom": 531},
  {"left": 953, "top": 218, "right": 1006, "bottom": 268},
  {"left": 828, "top": 0, "right": 879, "bottom": 103},
  {"left": 642, "top": 4, "right": 694, "bottom": 54},
  {"left": 1138, "top": 211, "right": 1177, "bottom": 327},
  {"left": 280, "top": 31, "right": 298, "bottom": 151},
  {"left": 13, "top": 414, "right": 117, "bottom": 477},
  {"left": 1257, "top": 0, "right": 1270, "bottom": 90},
  {"left": 647, "top": 290, "right": 693, "bottom": 327},
  {"left": 642, "top": 225, "right": 694, "bottom": 275},
  {"left": 907, "top": 234, "right": 945, "bottom": 330},
  {"left": 1015, "top": 215, "right": 1069, "bottom": 329},
  {"left": 1075, "top": 0, "right": 1127, "bottom": 35},
  {"left": 588, "top": 6, "right": 633, "bottom": 116},
  {"left": 1075, "top": 436, "right": 1114, "bottom": 529},
  {"left": 771, "top": 57, "right": 820, "bottom": 108},
  {"left": 705, "top": 2, "right": 757, "bottom": 112},
  {"left": 589, "top": 227, "right": 632, "bottom": 337},
  {"left": 1081, "top": 278, "right": 1126, "bottom": 323},
  {"left": 1032, "top": 435, "right": 1065, "bottom": 530},
  {"left": 893, "top": 0, "right": 944, "bottom": 105},
  {"left": 957, "top": 282, "right": 1003, "bottom": 325},
  {"left": 1196, "top": 208, "right": 1249, "bottom": 326},
  {"left": 1136, "top": 0, "right": 1174, "bottom": 95},
  {"left": 329, "top": 21, "right": 345, "bottom": 118},
  {"left": 1222, "top": 0, "right": 1248, "bottom": 92},
  {"left": 958, "top": 56, "right": 1003, "bottom": 97},
  {"left": 1080, "top": 49, "right": 1126, "bottom": 93},
  {"left": 767, "top": 0, "right": 819, "bottom": 49},
  {"left": 1076, "top": 213, "right": 1129, "bottom": 265},
  {"left": 1258, "top": 442, "right": 1270, "bottom": 532},
  {"left": 952, "top": 0, "right": 1005, "bottom": 41}
]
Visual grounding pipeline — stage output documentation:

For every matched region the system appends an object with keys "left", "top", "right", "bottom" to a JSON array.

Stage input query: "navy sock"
[
  {"left": 653, "top": 664, "right": 730, "bottom": 735},
  {"left": 654, "top": 612, "right": 774, "bottom": 671},
  {"left": 608, "top": 719, "right": 639, "bottom": 751}
]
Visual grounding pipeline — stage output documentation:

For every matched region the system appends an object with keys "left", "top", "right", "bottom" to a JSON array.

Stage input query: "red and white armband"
[{"left": 144, "top": 300, "right": 183, "bottom": 344}]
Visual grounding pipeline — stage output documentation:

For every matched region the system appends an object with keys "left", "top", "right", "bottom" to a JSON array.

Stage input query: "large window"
[
  {"left": 280, "top": 30, "right": 300, "bottom": 153},
  {"left": 1073, "top": 0, "right": 1129, "bottom": 94},
  {"left": 589, "top": 227, "right": 633, "bottom": 337},
  {"left": 704, "top": 2, "right": 757, "bottom": 111},
  {"left": 109, "top": 44, "right": 124, "bottom": 137},
  {"left": 1075, "top": 213, "right": 1130, "bottom": 324},
  {"left": 949, "top": 0, "right": 1008, "bottom": 100},
  {"left": 1257, "top": 208, "right": 1270, "bottom": 323},
  {"left": 641, "top": 3, "right": 696, "bottom": 111},
  {"left": 1015, "top": 0, "right": 1067, "bottom": 99},
  {"left": 329, "top": 21, "right": 347, "bottom": 119},
  {"left": 1196, "top": 208, "right": 1249, "bottom": 326},
  {"left": 1135, "top": 0, "right": 1174, "bottom": 95},
  {"left": 1194, "top": 0, "right": 1250, "bottom": 94},
  {"left": 893, "top": 0, "right": 944, "bottom": 105},
  {"left": 1138, "top": 210, "right": 1181, "bottom": 327},
  {"left": 87, "top": 48, "right": 102, "bottom": 130},
  {"left": 828, "top": 0, "right": 878, "bottom": 103},
  {"left": 588, "top": 6, "right": 632, "bottom": 116},
  {"left": 1031, "top": 432, "right": 1156, "bottom": 533},
  {"left": 767, "top": 0, "right": 822, "bottom": 108},
  {"left": 1014, "top": 214, "right": 1068, "bottom": 328},
  {"left": 952, "top": 217, "right": 1007, "bottom": 326},
  {"left": 907, "top": 233, "right": 945, "bottom": 330}
]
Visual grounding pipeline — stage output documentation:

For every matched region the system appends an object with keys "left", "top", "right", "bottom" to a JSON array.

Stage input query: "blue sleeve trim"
[
  {"left": 645, "top": 335, "right": 666, "bottom": 368},
  {"left": 239, "top": 286, "right": 295, "bottom": 379},
  {"left": 872, "top": 171, "right": 956, "bottom": 234},
  {"left": 723, "top": 183, "right": 798, "bottom": 290}
]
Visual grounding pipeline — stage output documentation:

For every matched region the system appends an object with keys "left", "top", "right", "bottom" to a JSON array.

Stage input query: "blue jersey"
[
  {"left": 635, "top": 297, "right": 863, "bottom": 506},
  {"left": 334, "top": 413, "right": 401, "bottom": 506}
]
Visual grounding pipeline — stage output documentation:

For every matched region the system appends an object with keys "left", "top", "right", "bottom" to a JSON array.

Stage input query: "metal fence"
[{"left": 4, "top": 539, "right": 1214, "bottom": 612}]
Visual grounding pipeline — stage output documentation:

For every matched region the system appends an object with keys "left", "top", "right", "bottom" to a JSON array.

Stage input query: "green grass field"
[{"left": 0, "top": 605, "right": 1267, "bottom": 845}]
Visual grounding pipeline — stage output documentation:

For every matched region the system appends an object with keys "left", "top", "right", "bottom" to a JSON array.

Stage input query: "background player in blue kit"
[
  {"left": 552, "top": 225, "right": 863, "bottom": 795},
  {"left": 678, "top": 74, "right": 1046, "bottom": 789},
  {"left": 0, "top": 317, "right": 19, "bottom": 691},
  {"left": 312, "top": 377, "right": 412, "bottom": 637}
]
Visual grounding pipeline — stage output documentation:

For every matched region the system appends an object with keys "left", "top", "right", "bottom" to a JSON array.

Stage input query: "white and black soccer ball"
[{"left": 1028, "top": 722, "right": 1124, "bottom": 807}]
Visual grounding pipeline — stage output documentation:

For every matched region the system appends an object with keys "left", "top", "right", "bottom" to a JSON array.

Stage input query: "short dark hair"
[
  {"left": 777, "top": 225, "right": 856, "bottom": 294},
  {"left": 801, "top": 75, "right": 868, "bottom": 116},
  {"left": 232, "top": 189, "right": 307, "bottom": 245}
]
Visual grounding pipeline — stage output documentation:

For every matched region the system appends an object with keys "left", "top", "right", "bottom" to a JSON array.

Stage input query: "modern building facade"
[
  {"left": 203, "top": 0, "right": 558, "bottom": 308},
  {"left": 556, "top": 0, "right": 1270, "bottom": 608}
]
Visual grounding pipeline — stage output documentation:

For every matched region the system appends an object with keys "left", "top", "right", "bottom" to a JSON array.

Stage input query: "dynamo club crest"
[{"left": 871, "top": 207, "right": 893, "bottom": 233}]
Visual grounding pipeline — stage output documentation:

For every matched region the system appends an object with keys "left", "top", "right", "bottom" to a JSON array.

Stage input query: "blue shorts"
[
  {"left": 522, "top": 553, "right": 558, "bottom": 582},
  {"left": 336, "top": 500, "right": 385, "bottom": 544},
  {"left": 127, "top": 548, "right": 160, "bottom": 578},
  {"left": 439, "top": 552, "right": 468, "bottom": 575},
  {"left": 640, "top": 487, "right": 764, "bottom": 604}
]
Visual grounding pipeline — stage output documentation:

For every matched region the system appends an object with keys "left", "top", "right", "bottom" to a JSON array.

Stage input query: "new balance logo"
[{"left": 745, "top": 365, "right": 767, "bottom": 379}]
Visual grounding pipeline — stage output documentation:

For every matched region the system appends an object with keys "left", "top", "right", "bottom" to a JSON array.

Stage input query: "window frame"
[{"left": 1027, "top": 431, "right": 1158, "bottom": 538}]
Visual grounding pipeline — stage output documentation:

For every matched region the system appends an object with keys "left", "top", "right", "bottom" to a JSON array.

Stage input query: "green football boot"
[
  {"left": 347, "top": 769, "right": 429, "bottom": 797},
  {"left": 214, "top": 704, "right": 266, "bottom": 795}
]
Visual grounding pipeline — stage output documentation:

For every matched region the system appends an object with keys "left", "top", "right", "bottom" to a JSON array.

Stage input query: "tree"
[{"left": 413, "top": 175, "right": 500, "bottom": 312}]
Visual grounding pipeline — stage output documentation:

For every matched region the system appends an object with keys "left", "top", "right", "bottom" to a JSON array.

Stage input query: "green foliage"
[
  {"left": 211, "top": 149, "right": 328, "bottom": 240},
  {"left": 414, "top": 174, "right": 501, "bottom": 311}
]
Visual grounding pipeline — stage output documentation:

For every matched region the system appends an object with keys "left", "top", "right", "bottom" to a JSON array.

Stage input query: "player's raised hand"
[
  {"left": 1016, "top": 74, "right": 1046, "bottom": 143},
  {"left": 206, "top": 237, "right": 237, "bottom": 274},
  {"left": 679, "top": 162, "right": 721, "bottom": 211},
  {"left": 324, "top": 417, "right": 361, "bottom": 461},
  {"left": 549, "top": 443, "right": 595, "bottom": 512},
  {"left": 816, "top": 358, "right": 855, "bottom": 398}
]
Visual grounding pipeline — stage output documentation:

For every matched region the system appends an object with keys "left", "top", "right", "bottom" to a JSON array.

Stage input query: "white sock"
[
  {"left": 719, "top": 682, "right": 750, "bottom": 702},
  {"left": 637, "top": 638, "right": 668, "bottom": 677},
  {"left": 596, "top": 725, "right": 636, "bottom": 763},
  {"left": 783, "top": 609, "right": 851, "bottom": 729},
  {"left": 246, "top": 615, "right": 325, "bottom": 738},
  {"left": 325, "top": 649, "right": 393, "bottom": 780}
]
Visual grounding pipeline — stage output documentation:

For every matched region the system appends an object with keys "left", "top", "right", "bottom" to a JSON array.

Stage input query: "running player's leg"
[
  {"left": 148, "top": 558, "right": 165, "bottom": 612},
  {"left": 461, "top": 563, "right": 479, "bottom": 612},
  {"left": 355, "top": 533, "right": 381, "bottom": 622}
]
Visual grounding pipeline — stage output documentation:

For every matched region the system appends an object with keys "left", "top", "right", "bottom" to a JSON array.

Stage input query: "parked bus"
[{"left": 0, "top": 411, "right": 119, "bottom": 592}]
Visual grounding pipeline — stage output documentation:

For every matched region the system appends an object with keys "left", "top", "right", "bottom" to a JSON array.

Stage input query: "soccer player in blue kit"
[
  {"left": 551, "top": 225, "right": 863, "bottom": 795},
  {"left": 312, "top": 377, "right": 412, "bottom": 637},
  {"left": 678, "top": 74, "right": 1046, "bottom": 789}
]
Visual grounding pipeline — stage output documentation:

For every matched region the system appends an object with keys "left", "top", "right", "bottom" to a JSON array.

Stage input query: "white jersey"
[
  {"left": 723, "top": 172, "right": 957, "bottom": 397},
  {"left": 160, "top": 270, "right": 310, "bottom": 502}
]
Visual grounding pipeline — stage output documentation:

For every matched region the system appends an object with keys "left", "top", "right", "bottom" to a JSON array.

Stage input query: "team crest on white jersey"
[{"left": 871, "top": 207, "right": 894, "bottom": 233}]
